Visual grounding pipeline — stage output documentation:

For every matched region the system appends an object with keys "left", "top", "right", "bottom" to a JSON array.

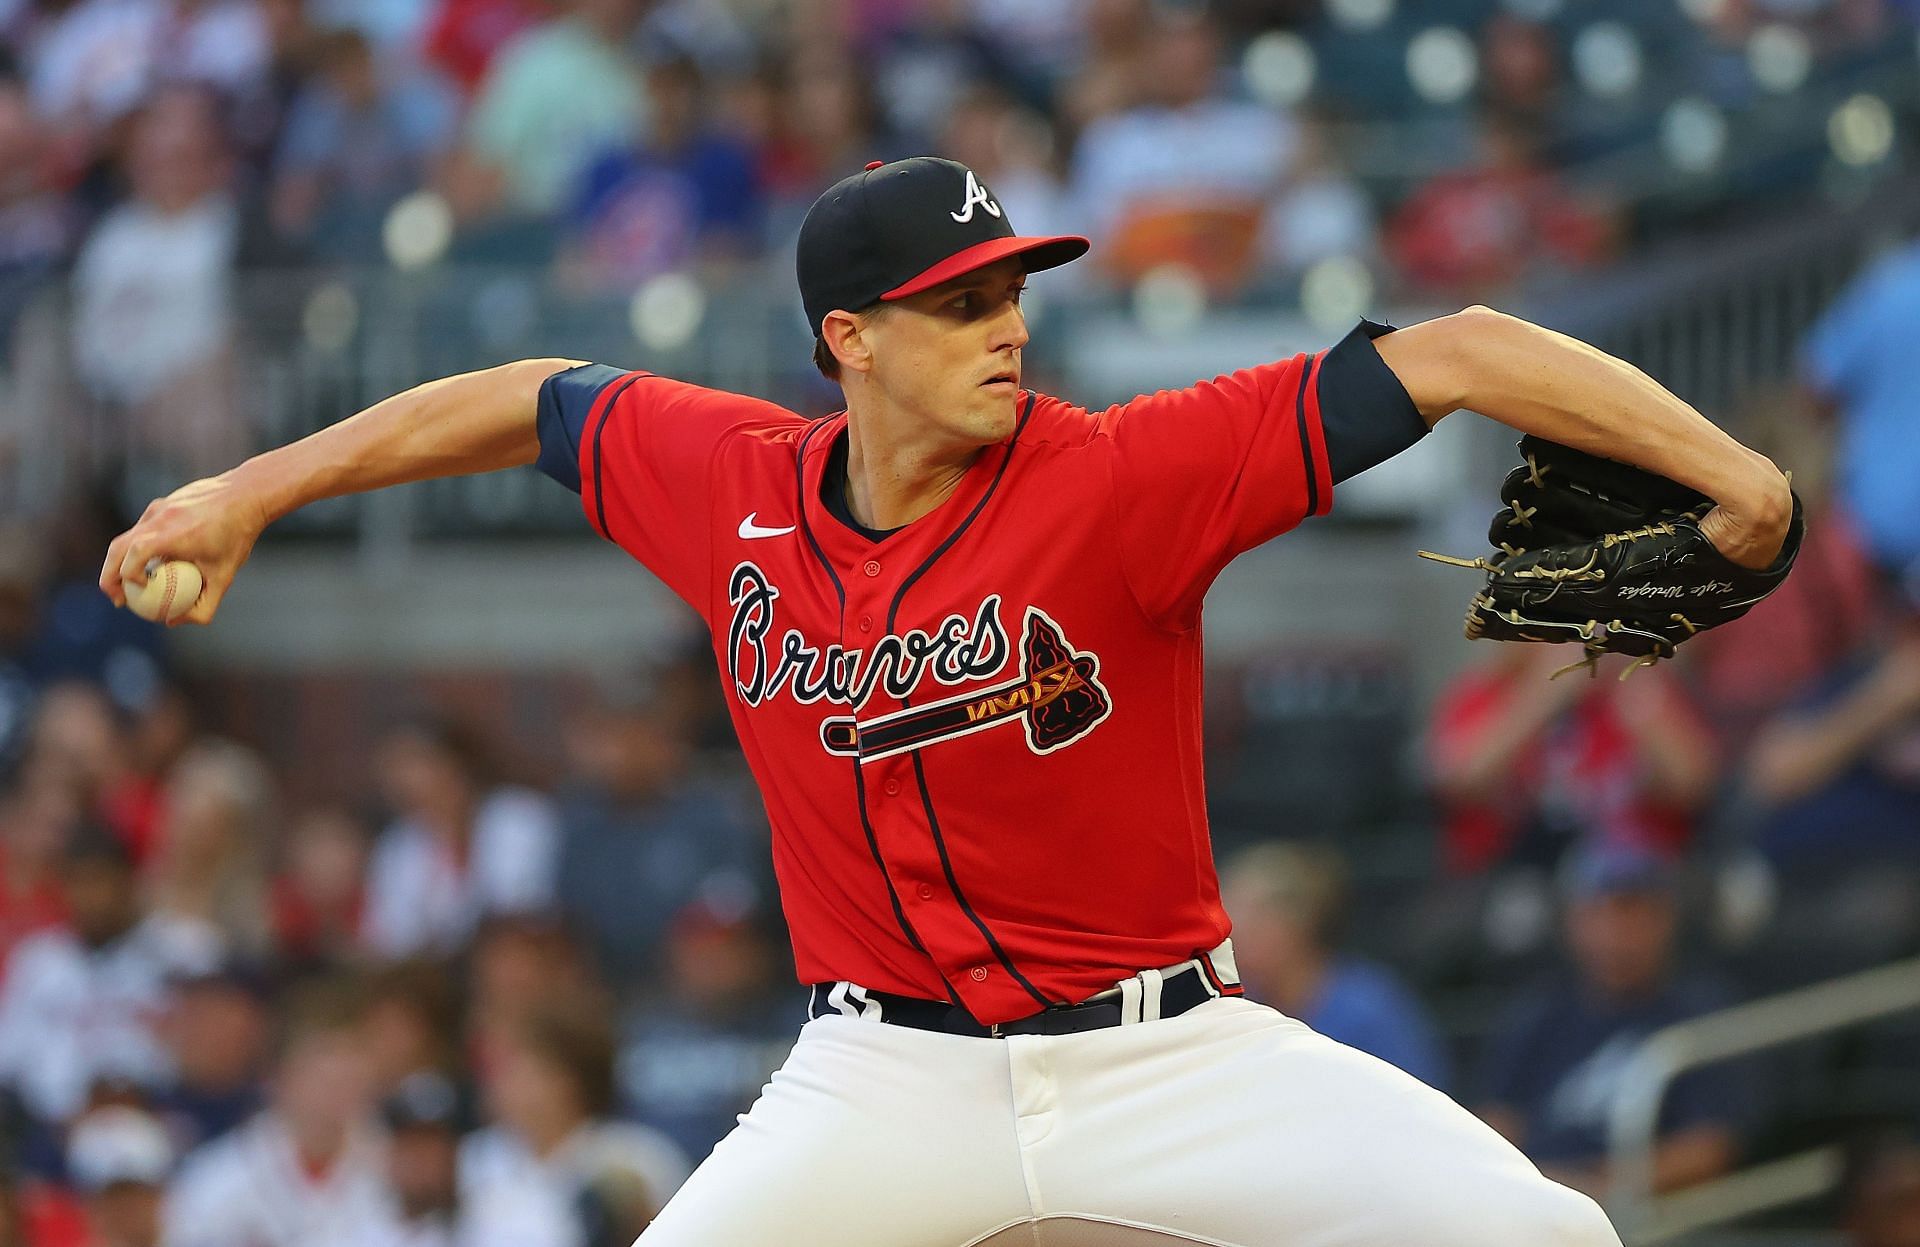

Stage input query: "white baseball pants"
[{"left": 636, "top": 996, "right": 1621, "bottom": 1246}]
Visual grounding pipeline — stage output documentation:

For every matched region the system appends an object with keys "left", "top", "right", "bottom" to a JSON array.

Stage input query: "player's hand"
[
  {"left": 1697, "top": 464, "right": 1794, "bottom": 571},
  {"left": 99, "top": 473, "right": 269, "bottom": 626}
]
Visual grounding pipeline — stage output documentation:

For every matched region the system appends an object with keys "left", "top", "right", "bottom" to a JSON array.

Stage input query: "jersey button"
[
  {"left": 969, "top": 966, "right": 989, "bottom": 982},
  {"left": 863, "top": 560, "right": 881, "bottom": 578},
  {"left": 859, "top": 615, "right": 873, "bottom": 633},
  {"left": 883, "top": 779, "right": 900, "bottom": 797},
  {"left": 916, "top": 883, "right": 934, "bottom": 900}
]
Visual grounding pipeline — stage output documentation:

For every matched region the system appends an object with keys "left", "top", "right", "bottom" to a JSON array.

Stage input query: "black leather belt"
[{"left": 808, "top": 959, "right": 1221, "bottom": 1038}]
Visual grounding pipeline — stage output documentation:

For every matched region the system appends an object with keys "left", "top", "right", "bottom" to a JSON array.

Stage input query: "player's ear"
[{"left": 822, "top": 309, "right": 876, "bottom": 376}]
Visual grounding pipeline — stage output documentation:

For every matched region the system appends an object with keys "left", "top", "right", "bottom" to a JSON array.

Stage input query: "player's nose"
[{"left": 991, "top": 300, "right": 1029, "bottom": 354}]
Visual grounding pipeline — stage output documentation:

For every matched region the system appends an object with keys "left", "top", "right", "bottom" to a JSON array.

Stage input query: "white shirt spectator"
[
  {"left": 164, "top": 1115, "right": 394, "bottom": 1247},
  {"left": 1070, "top": 100, "right": 1298, "bottom": 242},
  {"left": 71, "top": 192, "right": 236, "bottom": 405},
  {"left": 456, "top": 1120, "right": 690, "bottom": 1247},
  {"left": 0, "top": 915, "right": 221, "bottom": 1121},
  {"left": 362, "top": 787, "right": 560, "bottom": 958}
]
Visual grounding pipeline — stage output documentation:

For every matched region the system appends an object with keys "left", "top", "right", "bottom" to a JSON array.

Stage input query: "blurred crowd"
[
  {"left": 0, "top": 0, "right": 1915, "bottom": 484},
  {"left": 0, "top": 225, "right": 1908, "bottom": 1242},
  {"left": 0, "top": 0, "right": 1914, "bottom": 1243}
]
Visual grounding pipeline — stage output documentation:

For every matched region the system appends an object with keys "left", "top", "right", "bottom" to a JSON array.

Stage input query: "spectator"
[
  {"left": 69, "top": 84, "right": 245, "bottom": 478},
  {"left": 269, "top": 806, "right": 368, "bottom": 970},
  {"left": 1068, "top": 9, "right": 1298, "bottom": 295},
  {"left": 1427, "top": 644, "right": 1719, "bottom": 875},
  {"left": 1803, "top": 232, "right": 1920, "bottom": 581},
  {"left": 421, "top": 0, "right": 546, "bottom": 96},
  {"left": 1222, "top": 842, "right": 1449, "bottom": 1090},
  {"left": 22, "top": 683, "right": 145, "bottom": 852},
  {"left": 0, "top": 828, "right": 218, "bottom": 1128},
  {"left": 1740, "top": 589, "right": 1920, "bottom": 872},
  {"left": 369, "top": 1072, "right": 465, "bottom": 1247},
  {"left": 270, "top": 28, "right": 458, "bottom": 259},
  {"left": 446, "top": 0, "right": 650, "bottom": 222},
  {"left": 146, "top": 740, "right": 275, "bottom": 959},
  {"left": 459, "top": 994, "right": 688, "bottom": 1247},
  {"left": 362, "top": 715, "right": 558, "bottom": 959},
  {"left": 465, "top": 916, "right": 593, "bottom": 1075},
  {"left": 164, "top": 978, "right": 391, "bottom": 1247},
  {"left": 552, "top": 677, "right": 760, "bottom": 996},
  {"left": 153, "top": 967, "right": 270, "bottom": 1153},
  {"left": 757, "top": 50, "right": 883, "bottom": 217},
  {"left": 27, "top": 0, "right": 168, "bottom": 135},
  {"left": 937, "top": 85, "right": 1070, "bottom": 250},
  {"left": 363, "top": 961, "right": 462, "bottom": 1099},
  {"left": 1476, "top": 843, "right": 1748, "bottom": 1198},
  {"left": 617, "top": 896, "right": 793, "bottom": 1160},
  {"left": 0, "top": 769, "right": 76, "bottom": 974},
  {"left": 560, "top": 55, "right": 763, "bottom": 291},
  {"left": 1053, "top": 0, "right": 1152, "bottom": 135},
  {"left": 0, "top": 75, "right": 70, "bottom": 353},
  {"left": 1385, "top": 114, "right": 1613, "bottom": 299},
  {"left": 66, "top": 1105, "right": 174, "bottom": 1247}
]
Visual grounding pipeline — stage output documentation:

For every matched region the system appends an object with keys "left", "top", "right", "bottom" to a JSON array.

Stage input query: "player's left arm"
[{"left": 1372, "top": 306, "right": 1793, "bottom": 569}]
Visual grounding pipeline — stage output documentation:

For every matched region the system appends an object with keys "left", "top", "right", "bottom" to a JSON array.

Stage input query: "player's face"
[{"left": 863, "top": 258, "right": 1030, "bottom": 447}]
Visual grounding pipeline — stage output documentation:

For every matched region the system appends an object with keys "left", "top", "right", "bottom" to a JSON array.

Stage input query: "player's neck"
[{"left": 842, "top": 408, "right": 981, "bottom": 531}]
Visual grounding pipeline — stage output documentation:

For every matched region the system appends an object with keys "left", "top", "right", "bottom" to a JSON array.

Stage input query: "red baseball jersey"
[{"left": 536, "top": 322, "right": 1425, "bottom": 1025}]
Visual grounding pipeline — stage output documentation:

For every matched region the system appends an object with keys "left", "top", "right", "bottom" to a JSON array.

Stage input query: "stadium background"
[{"left": 0, "top": 0, "right": 1917, "bottom": 1243}]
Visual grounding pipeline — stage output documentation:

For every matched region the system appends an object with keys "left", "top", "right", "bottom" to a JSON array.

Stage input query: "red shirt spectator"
[
  {"left": 1428, "top": 648, "right": 1719, "bottom": 874},
  {"left": 423, "top": 0, "right": 546, "bottom": 95}
]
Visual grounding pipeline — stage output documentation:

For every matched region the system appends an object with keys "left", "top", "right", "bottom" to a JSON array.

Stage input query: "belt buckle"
[{"left": 989, "top": 1022, "right": 1005, "bottom": 1038}]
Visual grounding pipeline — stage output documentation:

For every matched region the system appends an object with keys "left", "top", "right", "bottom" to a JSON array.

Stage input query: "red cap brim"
[{"left": 881, "top": 234, "right": 1090, "bottom": 301}]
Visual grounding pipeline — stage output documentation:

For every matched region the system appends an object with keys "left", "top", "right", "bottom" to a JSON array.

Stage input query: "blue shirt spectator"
[
  {"left": 1223, "top": 841, "right": 1450, "bottom": 1090},
  {"left": 1804, "top": 238, "right": 1920, "bottom": 578},
  {"left": 1301, "top": 957, "right": 1450, "bottom": 1091},
  {"left": 1477, "top": 843, "right": 1751, "bottom": 1195},
  {"left": 552, "top": 679, "right": 763, "bottom": 996},
  {"left": 562, "top": 56, "right": 763, "bottom": 289}
]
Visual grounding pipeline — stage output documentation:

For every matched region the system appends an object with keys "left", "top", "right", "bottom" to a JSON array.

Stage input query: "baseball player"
[{"left": 103, "top": 157, "right": 1793, "bottom": 1245}]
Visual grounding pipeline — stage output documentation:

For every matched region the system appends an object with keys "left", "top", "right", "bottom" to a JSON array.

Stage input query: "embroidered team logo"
[
  {"left": 820, "top": 608, "right": 1111, "bottom": 762},
  {"left": 949, "top": 169, "right": 1002, "bottom": 224},
  {"left": 724, "top": 561, "right": 1110, "bottom": 762}
]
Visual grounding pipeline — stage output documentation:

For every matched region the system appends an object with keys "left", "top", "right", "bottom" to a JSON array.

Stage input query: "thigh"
[
  {"left": 1033, "top": 999, "right": 1620, "bottom": 1247},
  {"left": 639, "top": 1017, "right": 1032, "bottom": 1247}
]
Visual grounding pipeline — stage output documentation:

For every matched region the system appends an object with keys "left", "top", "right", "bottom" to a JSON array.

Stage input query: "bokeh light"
[
  {"left": 1572, "top": 23, "right": 1644, "bottom": 99},
  {"left": 1406, "top": 27, "right": 1478, "bottom": 106},
  {"left": 1828, "top": 93, "right": 1895, "bottom": 166},
  {"left": 382, "top": 191, "right": 454, "bottom": 272},
  {"left": 1661, "top": 97, "right": 1729, "bottom": 173},
  {"left": 1300, "top": 256, "right": 1375, "bottom": 334},
  {"left": 1131, "top": 265, "right": 1208, "bottom": 339},
  {"left": 1747, "top": 24, "right": 1813, "bottom": 94},
  {"left": 301, "top": 282, "right": 358, "bottom": 355},
  {"left": 1243, "top": 31, "right": 1317, "bottom": 108},
  {"left": 629, "top": 273, "right": 708, "bottom": 352}
]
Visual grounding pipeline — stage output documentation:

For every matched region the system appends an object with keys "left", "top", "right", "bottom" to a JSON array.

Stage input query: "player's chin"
[{"left": 966, "top": 389, "right": 1021, "bottom": 440}]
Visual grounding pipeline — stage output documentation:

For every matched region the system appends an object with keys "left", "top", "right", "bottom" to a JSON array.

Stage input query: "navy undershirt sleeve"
[
  {"left": 535, "top": 363, "right": 630, "bottom": 494},
  {"left": 1317, "top": 319, "right": 1429, "bottom": 485}
]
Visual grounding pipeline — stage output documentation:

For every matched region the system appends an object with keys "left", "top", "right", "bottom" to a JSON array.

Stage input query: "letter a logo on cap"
[{"left": 949, "top": 169, "right": 1003, "bottom": 224}]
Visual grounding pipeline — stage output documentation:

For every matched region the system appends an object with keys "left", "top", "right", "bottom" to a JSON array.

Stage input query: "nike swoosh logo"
[{"left": 739, "top": 513, "right": 797, "bottom": 540}]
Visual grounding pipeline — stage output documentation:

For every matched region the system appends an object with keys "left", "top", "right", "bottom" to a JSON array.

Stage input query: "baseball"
[{"left": 122, "top": 559, "right": 204, "bottom": 623}]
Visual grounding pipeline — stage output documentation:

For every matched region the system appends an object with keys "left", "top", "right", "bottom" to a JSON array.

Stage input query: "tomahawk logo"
[
  {"left": 821, "top": 607, "right": 1112, "bottom": 762},
  {"left": 949, "top": 169, "right": 1003, "bottom": 224}
]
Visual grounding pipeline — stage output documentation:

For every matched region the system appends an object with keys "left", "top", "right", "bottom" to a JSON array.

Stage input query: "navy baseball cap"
[{"left": 796, "top": 156, "right": 1089, "bottom": 336}]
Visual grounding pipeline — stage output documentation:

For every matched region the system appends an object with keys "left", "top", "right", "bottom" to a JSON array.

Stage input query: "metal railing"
[{"left": 1606, "top": 955, "right": 1920, "bottom": 1243}]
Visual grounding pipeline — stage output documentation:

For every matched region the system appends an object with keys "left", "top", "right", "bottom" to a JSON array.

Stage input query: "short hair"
[
  {"left": 1223, "top": 841, "right": 1349, "bottom": 948},
  {"left": 811, "top": 300, "right": 885, "bottom": 381},
  {"left": 512, "top": 994, "right": 618, "bottom": 1118},
  {"left": 273, "top": 975, "right": 369, "bottom": 1063}
]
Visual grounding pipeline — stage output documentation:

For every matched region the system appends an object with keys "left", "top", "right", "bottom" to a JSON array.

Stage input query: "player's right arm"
[{"left": 98, "top": 357, "right": 583, "bottom": 624}]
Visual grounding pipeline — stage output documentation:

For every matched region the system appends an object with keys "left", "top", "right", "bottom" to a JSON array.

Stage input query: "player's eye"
[{"left": 948, "top": 292, "right": 977, "bottom": 313}]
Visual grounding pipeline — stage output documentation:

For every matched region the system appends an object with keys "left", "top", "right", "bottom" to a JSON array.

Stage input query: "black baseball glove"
[{"left": 1422, "top": 435, "right": 1804, "bottom": 674}]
